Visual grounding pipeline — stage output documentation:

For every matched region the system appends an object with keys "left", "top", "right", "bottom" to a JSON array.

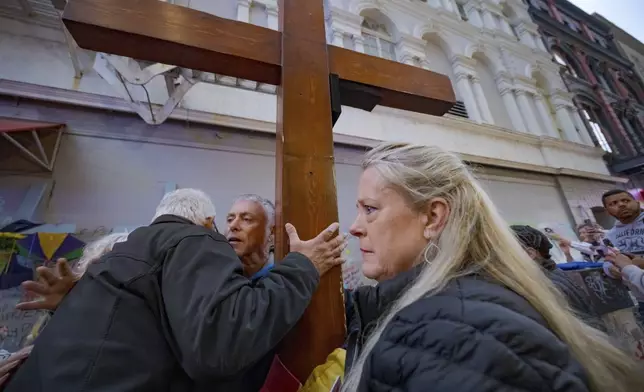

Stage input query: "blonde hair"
[
  {"left": 75, "top": 232, "right": 129, "bottom": 274},
  {"left": 342, "top": 142, "right": 641, "bottom": 391}
]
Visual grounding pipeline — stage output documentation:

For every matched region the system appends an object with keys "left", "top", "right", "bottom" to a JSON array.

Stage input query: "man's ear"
[
  {"left": 422, "top": 197, "right": 450, "bottom": 240},
  {"left": 203, "top": 216, "right": 215, "bottom": 230}
]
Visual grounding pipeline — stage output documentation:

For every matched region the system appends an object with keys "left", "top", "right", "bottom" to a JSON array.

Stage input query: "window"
[
  {"left": 553, "top": 51, "right": 580, "bottom": 78},
  {"left": 582, "top": 109, "right": 612, "bottom": 153},
  {"left": 561, "top": 14, "right": 580, "bottom": 33},
  {"left": 622, "top": 117, "right": 644, "bottom": 153},
  {"left": 596, "top": 70, "right": 614, "bottom": 93},
  {"left": 594, "top": 35, "right": 608, "bottom": 48},
  {"left": 622, "top": 80, "right": 642, "bottom": 104},
  {"left": 361, "top": 18, "right": 396, "bottom": 61},
  {"left": 530, "top": 0, "right": 549, "bottom": 10}
]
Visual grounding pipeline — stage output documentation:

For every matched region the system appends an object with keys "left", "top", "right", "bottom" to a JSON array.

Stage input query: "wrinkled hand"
[
  {"left": 16, "top": 259, "right": 78, "bottom": 312},
  {"left": 605, "top": 251, "right": 633, "bottom": 269},
  {"left": 286, "top": 222, "right": 346, "bottom": 276},
  {"left": 0, "top": 345, "right": 32, "bottom": 386}
]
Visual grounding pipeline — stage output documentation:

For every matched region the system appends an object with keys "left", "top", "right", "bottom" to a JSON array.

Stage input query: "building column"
[
  {"left": 500, "top": 88, "right": 526, "bottom": 132},
  {"left": 534, "top": 95, "right": 560, "bottom": 138},
  {"left": 331, "top": 30, "right": 344, "bottom": 47},
  {"left": 535, "top": 33, "right": 547, "bottom": 51},
  {"left": 471, "top": 76, "right": 494, "bottom": 124},
  {"left": 465, "top": 5, "right": 484, "bottom": 28},
  {"left": 547, "top": 0, "right": 563, "bottom": 23},
  {"left": 501, "top": 19, "right": 514, "bottom": 36},
  {"left": 266, "top": 6, "right": 278, "bottom": 30},
  {"left": 354, "top": 36, "right": 365, "bottom": 53},
  {"left": 555, "top": 104, "right": 582, "bottom": 143},
  {"left": 517, "top": 26, "right": 537, "bottom": 50},
  {"left": 236, "top": 0, "right": 251, "bottom": 22},
  {"left": 455, "top": 73, "right": 482, "bottom": 123},
  {"left": 481, "top": 9, "right": 497, "bottom": 30},
  {"left": 516, "top": 90, "right": 542, "bottom": 135},
  {"left": 570, "top": 108, "right": 594, "bottom": 146}
]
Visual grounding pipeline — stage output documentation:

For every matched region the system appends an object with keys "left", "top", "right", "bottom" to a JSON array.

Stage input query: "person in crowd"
[
  {"left": 14, "top": 194, "right": 277, "bottom": 313},
  {"left": 510, "top": 225, "right": 603, "bottom": 328},
  {"left": 0, "top": 233, "right": 129, "bottom": 389},
  {"left": 225, "top": 194, "right": 275, "bottom": 281},
  {"left": 603, "top": 189, "right": 644, "bottom": 254},
  {"left": 605, "top": 251, "right": 644, "bottom": 298},
  {"left": 6, "top": 188, "right": 346, "bottom": 392},
  {"left": 558, "top": 222, "right": 607, "bottom": 262},
  {"left": 339, "top": 142, "right": 641, "bottom": 391}
]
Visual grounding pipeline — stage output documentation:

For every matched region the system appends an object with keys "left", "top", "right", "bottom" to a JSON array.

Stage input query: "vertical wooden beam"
[{"left": 275, "top": 0, "right": 345, "bottom": 382}]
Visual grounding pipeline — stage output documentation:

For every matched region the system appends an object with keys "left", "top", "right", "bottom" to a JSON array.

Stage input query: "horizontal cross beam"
[{"left": 62, "top": 0, "right": 455, "bottom": 116}]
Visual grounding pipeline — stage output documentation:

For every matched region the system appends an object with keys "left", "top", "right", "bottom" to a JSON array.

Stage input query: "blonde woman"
[{"left": 342, "top": 142, "right": 642, "bottom": 391}]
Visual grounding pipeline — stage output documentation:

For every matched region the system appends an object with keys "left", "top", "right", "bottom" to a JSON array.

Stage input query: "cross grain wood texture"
[
  {"left": 61, "top": 0, "right": 455, "bottom": 116},
  {"left": 273, "top": 0, "right": 344, "bottom": 381}
]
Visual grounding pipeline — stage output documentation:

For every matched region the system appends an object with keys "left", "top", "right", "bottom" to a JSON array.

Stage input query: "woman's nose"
[{"left": 349, "top": 217, "right": 364, "bottom": 237}]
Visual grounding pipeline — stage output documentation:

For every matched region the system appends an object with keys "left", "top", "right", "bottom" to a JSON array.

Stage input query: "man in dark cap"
[{"left": 511, "top": 225, "right": 603, "bottom": 329}]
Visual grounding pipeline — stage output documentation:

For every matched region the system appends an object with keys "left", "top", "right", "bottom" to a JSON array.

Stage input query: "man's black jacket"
[{"left": 6, "top": 215, "right": 319, "bottom": 392}]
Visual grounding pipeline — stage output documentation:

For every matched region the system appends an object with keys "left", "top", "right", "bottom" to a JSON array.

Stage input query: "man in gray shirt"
[{"left": 603, "top": 189, "right": 644, "bottom": 255}]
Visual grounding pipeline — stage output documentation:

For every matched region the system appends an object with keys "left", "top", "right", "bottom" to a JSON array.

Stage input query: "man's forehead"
[
  {"left": 228, "top": 199, "right": 265, "bottom": 216},
  {"left": 606, "top": 193, "right": 633, "bottom": 202}
]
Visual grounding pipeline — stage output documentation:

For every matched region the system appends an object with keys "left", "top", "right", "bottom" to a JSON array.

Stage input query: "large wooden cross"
[{"left": 61, "top": 0, "right": 455, "bottom": 381}]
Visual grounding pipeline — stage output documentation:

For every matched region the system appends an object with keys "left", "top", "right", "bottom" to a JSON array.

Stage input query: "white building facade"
[{"left": 0, "top": 0, "right": 625, "bottom": 249}]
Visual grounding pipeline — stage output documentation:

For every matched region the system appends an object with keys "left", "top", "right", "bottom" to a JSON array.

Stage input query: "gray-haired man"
[
  {"left": 7, "top": 188, "right": 345, "bottom": 392},
  {"left": 226, "top": 194, "right": 277, "bottom": 281}
]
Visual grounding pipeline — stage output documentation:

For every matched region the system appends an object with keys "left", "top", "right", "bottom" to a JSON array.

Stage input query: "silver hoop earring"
[{"left": 422, "top": 242, "right": 440, "bottom": 263}]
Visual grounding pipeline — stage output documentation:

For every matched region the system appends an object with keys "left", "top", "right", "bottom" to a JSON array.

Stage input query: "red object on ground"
[{"left": 259, "top": 355, "right": 301, "bottom": 392}]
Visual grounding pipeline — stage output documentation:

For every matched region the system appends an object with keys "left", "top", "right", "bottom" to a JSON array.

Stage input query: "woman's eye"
[{"left": 364, "top": 205, "right": 377, "bottom": 214}]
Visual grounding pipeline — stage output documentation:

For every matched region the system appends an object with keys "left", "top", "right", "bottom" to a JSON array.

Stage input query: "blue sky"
[{"left": 569, "top": 0, "right": 644, "bottom": 42}]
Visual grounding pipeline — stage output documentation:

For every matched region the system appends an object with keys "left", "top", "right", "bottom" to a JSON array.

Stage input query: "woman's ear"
[{"left": 423, "top": 198, "right": 450, "bottom": 240}]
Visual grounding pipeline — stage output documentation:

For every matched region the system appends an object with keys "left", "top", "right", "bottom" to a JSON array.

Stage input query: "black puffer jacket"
[{"left": 356, "top": 275, "right": 590, "bottom": 391}]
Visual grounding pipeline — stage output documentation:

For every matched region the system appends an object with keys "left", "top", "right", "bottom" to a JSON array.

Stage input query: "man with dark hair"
[
  {"left": 511, "top": 225, "right": 602, "bottom": 328},
  {"left": 602, "top": 189, "right": 644, "bottom": 255}
]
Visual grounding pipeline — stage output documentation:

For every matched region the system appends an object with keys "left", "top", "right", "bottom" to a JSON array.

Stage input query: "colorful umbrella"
[
  {"left": 0, "top": 233, "right": 84, "bottom": 290},
  {"left": 15, "top": 233, "right": 85, "bottom": 268}
]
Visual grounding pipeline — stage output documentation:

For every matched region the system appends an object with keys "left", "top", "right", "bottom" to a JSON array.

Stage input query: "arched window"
[
  {"left": 552, "top": 50, "right": 582, "bottom": 79},
  {"left": 581, "top": 107, "right": 613, "bottom": 153},
  {"left": 473, "top": 53, "right": 514, "bottom": 130},
  {"left": 423, "top": 33, "right": 458, "bottom": 98},
  {"left": 361, "top": 17, "right": 396, "bottom": 61},
  {"left": 592, "top": 63, "right": 616, "bottom": 94}
]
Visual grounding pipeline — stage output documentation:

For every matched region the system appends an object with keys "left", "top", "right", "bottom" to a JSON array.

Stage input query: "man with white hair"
[
  {"left": 226, "top": 194, "right": 276, "bottom": 280},
  {"left": 7, "top": 188, "right": 345, "bottom": 392}
]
